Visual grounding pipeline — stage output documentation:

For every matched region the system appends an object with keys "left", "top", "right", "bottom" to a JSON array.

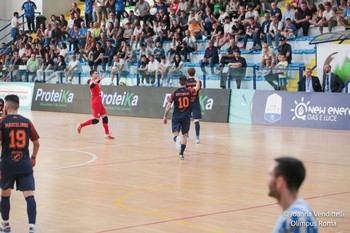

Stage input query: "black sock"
[{"left": 180, "top": 144, "right": 186, "bottom": 155}]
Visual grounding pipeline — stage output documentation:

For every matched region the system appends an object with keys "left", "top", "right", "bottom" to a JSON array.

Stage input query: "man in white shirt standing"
[
  {"left": 64, "top": 54, "right": 81, "bottom": 83},
  {"left": 10, "top": 12, "right": 20, "bottom": 44}
]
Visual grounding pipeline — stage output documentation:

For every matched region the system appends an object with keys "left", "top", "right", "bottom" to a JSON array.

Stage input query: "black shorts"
[
  {"left": 191, "top": 102, "right": 202, "bottom": 120},
  {"left": 172, "top": 117, "right": 191, "bottom": 134},
  {"left": 1, "top": 171, "right": 35, "bottom": 191}
]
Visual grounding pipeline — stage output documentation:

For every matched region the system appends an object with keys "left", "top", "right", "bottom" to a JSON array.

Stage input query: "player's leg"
[
  {"left": 77, "top": 103, "right": 101, "bottom": 134},
  {"left": 0, "top": 173, "right": 14, "bottom": 233},
  {"left": 192, "top": 103, "right": 202, "bottom": 144},
  {"left": 171, "top": 119, "right": 182, "bottom": 150},
  {"left": 179, "top": 117, "right": 191, "bottom": 159},
  {"left": 19, "top": 173, "right": 36, "bottom": 233},
  {"left": 100, "top": 104, "right": 115, "bottom": 139}
]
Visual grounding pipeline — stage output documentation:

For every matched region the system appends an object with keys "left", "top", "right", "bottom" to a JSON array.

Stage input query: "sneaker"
[
  {"left": 175, "top": 135, "right": 181, "bottom": 150},
  {"left": 179, "top": 153, "right": 184, "bottom": 160},
  {"left": 77, "top": 124, "right": 82, "bottom": 134},
  {"left": 104, "top": 133, "right": 115, "bottom": 139},
  {"left": 0, "top": 222, "right": 11, "bottom": 233},
  {"left": 195, "top": 137, "right": 200, "bottom": 144},
  {"left": 29, "top": 226, "right": 35, "bottom": 233},
  {"left": 110, "top": 82, "right": 114, "bottom": 86}
]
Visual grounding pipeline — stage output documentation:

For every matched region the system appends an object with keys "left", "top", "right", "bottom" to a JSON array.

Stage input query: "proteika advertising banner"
[{"left": 31, "top": 84, "right": 230, "bottom": 122}]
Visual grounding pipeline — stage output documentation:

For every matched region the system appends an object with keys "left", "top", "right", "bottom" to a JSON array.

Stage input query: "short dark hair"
[
  {"left": 274, "top": 157, "right": 306, "bottom": 192},
  {"left": 5, "top": 94, "right": 20, "bottom": 110},
  {"left": 179, "top": 75, "right": 187, "bottom": 85},
  {"left": 90, "top": 69, "right": 98, "bottom": 76},
  {"left": 187, "top": 68, "right": 196, "bottom": 76}
]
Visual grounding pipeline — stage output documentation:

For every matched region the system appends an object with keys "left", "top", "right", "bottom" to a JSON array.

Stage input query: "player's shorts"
[
  {"left": 172, "top": 117, "right": 191, "bottom": 134},
  {"left": 0, "top": 171, "right": 35, "bottom": 191},
  {"left": 191, "top": 102, "right": 202, "bottom": 120},
  {"left": 92, "top": 102, "right": 107, "bottom": 118}
]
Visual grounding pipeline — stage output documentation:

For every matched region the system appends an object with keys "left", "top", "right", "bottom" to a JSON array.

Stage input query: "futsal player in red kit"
[{"left": 77, "top": 70, "right": 115, "bottom": 139}]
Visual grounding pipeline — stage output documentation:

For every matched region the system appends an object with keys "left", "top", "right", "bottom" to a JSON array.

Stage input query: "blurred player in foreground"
[{"left": 0, "top": 94, "right": 40, "bottom": 233}]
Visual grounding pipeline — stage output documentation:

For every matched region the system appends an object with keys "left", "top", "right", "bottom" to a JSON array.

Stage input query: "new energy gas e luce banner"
[
  {"left": 252, "top": 91, "right": 350, "bottom": 130},
  {"left": 0, "top": 82, "right": 34, "bottom": 110},
  {"left": 32, "top": 84, "right": 231, "bottom": 122}
]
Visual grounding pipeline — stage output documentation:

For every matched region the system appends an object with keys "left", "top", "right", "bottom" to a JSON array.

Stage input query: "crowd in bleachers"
[{"left": 0, "top": 0, "right": 350, "bottom": 88}]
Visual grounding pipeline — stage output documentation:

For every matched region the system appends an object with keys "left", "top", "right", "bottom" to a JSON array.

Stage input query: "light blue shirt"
[
  {"left": 305, "top": 77, "right": 314, "bottom": 92},
  {"left": 273, "top": 199, "right": 318, "bottom": 233}
]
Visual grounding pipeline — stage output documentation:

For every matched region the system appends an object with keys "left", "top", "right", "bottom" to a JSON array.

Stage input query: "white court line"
[{"left": 40, "top": 148, "right": 98, "bottom": 170}]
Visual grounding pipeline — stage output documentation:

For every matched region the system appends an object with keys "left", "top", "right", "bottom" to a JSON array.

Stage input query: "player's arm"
[
  {"left": 163, "top": 102, "right": 172, "bottom": 124},
  {"left": 30, "top": 121, "right": 40, "bottom": 167},
  {"left": 194, "top": 76, "right": 201, "bottom": 92}
]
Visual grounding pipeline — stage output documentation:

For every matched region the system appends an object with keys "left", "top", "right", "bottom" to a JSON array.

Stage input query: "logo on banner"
[
  {"left": 290, "top": 97, "right": 350, "bottom": 122},
  {"left": 264, "top": 93, "right": 282, "bottom": 123},
  {"left": 101, "top": 91, "right": 139, "bottom": 111},
  {"left": 35, "top": 88, "right": 74, "bottom": 107}
]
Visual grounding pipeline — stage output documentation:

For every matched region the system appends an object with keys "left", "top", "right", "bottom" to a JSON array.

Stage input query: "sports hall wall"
[{"left": 0, "top": 82, "right": 349, "bottom": 130}]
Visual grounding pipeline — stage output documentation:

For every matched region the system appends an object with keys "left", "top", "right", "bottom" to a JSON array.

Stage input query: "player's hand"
[
  {"left": 100, "top": 74, "right": 107, "bottom": 80},
  {"left": 30, "top": 158, "right": 36, "bottom": 167},
  {"left": 163, "top": 117, "right": 167, "bottom": 124}
]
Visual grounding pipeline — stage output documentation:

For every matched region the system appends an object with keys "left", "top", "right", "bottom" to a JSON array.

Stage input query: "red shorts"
[{"left": 92, "top": 102, "right": 107, "bottom": 118}]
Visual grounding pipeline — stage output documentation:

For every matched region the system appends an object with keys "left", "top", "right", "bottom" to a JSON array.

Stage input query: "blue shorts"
[
  {"left": 10, "top": 27, "right": 18, "bottom": 38},
  {"left": 191, "top": 102, "right": 202, "bottom": 120},
  {"left": 1, "top": 171, "right": 35, "bottom": 191},
  {"left": 172, "top": 117, "right": 191, "bottom": 134}
]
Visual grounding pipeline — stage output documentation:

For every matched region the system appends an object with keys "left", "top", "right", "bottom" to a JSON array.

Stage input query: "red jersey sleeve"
[{"left": 29, "top": 120, "right": 40, "bottom": 141}]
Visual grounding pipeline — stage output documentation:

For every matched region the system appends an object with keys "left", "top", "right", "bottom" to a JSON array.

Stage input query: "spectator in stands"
[
  {"left": 211, "top": 22, "right": 224, "bottom": 47},
  {"left": 322, "top": 64, "right": 345, "bottom": 93},
  {"left": 167, "top": 54, "right": 183, "bottom": 86},
  {"left": 157, "top": 55, "right": 170, "bottom": 86},
  {"left": 294, "top": 2, "right": 312, "bottom": 36},
  {"left": 44, "top": 23, "right": 53, "bottom": 46},
  {"left": 270, "top": 2, "right": 282, "bottom": 21},
  {"left": 129, "top": 22, "right": 143, "bottom": 49},
  {"left": 231, "top": 19, "right": 245, "bottom": 44},
  {"left": 59, "top": 14, "right": 69, "bottom": 39},
  {"left": 217, "top": 38, "right": 240, "bottom": 71},
  {"left": 70, "top": 2, "right": 81, "bottom": 16},
  {"left": 64, "top": 54, "right": 81, "bottom": 83},
  {"left": 181, "top": 30, "right": 197, "bottom": 62},
  {"left": 241, "top": 17, "right": 262, "bottom": 52},
  {"left": 21, "top": 0, "right": 37, "bottom": 33},
  {"left": 101, "top": 40, "right": 116, "bottom": 70},
  {"left": 144, "top": 54, "right": 159, "bottom": 85},
  {"left": 10, "top": 12, "right": 21, "bottom": 44},
  {"left": 218, "top": 16, "right": 235, "bottom": 47},
  {"left": 135, "top": 0, "right": 152, "bottom": 25},
  {"left": 259, "top": 43, "right": 275, "bottom": 73},
  {"left": 84, "top": 0, "right": 95, "bottom": 26},
  {"left": 319, "top": 1, "right": 337, "bottom": 34},
  {"left": 282, "top": 3, "right": 295, "bottom": 23},
  {"left": 37, "top": 52, "right": 54, "bottom": 82},
  {"left": 309, "top": 3, "right": 325, "bottom": 29},
  {"left": 67, "top": 13, "right": 75, "bottom": 32},
  {"left": 245, "top": 4, "right": 259, "bottom": 23},
  {"left": 106, "top": 0, "right": 116, "bottom": 15},
  {"left": 153, "top": 41, "right": 165, "bottom": 62},
  {"left": 68, "top": 25, "right": 80, "bottom": 52},
  {"left": 177, "top": 0, "right": 190, "bottom": 15},
  {"left": 200, "top": 40, "right": 219, "bottom": 75},
  {"left": 267, "top": 16, "right": 283, "bottom": 48},
  {"left": 107, "top": 12, "right": 118, "bottom": 25},
  {"left": 169, "top": 19, "right": 182, "bottom": 39},
  {"left": 298, "top": 67, "right": 322, "bottom": 92},
  {"left": 110, "top": 55, "right": 125, "bottom": 85},
  {"left": 260, "top": 13, "right": 272, "bottom": 45},
  {"left": 274, "top": 54, "right": 289, "bottom": 91},
  {"left": 188, "top": 10, "right": 201, "bottom": 23},
  {"left": 123, "top": 43, "right": 137, "bottom": 71},
  {"left": 214, "top": 7, "right": 229, "bottom": 24},
  {"left": 96, "top": 0, "right": 108, "bottom": 25},
  {"left": 122, "top": 22, "right": 133, "bottom": 42},
  {"left": 46, "top": 55, "right": 66, "bottom": 83},
  {"left": 74, "top": 12, "right": 84, "bottom": 29},
  {"left": 88, "top": 42, "right": 104, "bottom": 70},
  {"left": 92, "top": 22, "right": 102, "bottom": 40},
  {"left": 221, "top": 50, "right": 247, "bottom": 89},
  {"left": 115, "top": 0, "right": 125, "bottom": 23},
  {"left": 138, "top": 55, "right": 149, "bottom": 84},
  {"left": 0, "top": 43, "right": 10, "bottom": 62},
  {"left": 167, "top": 32, "right": 182, "bottom": 62},
  {"left": 281, "top": 18, "right": 297, "bottom": 39},
  {"left": 26, "top": 53, "right": 40, "bottom": 81},
  {"left": 338, "top": 0, "right": 350, "bottom": 28},
  {"left": 7, "top": 52, "right": 25, "bottom": 82},
  {"left": 36, "top": 23, "right": 45, "bottom": 44},
  {"left": 178, "top": 11, "right": 189, "bottom": 31},
  {"left": 141, "top": 23, "right": 154, "bottom": 45},
  {"left": 276, "top": 36, "right": 292, "bottom": 64},
  {"left": 237, "top": 5, "right": 247, "bottom": 25},
  {"left": 128, "top": 10, "right": 137, "bottom": 25},
  {"left": 169, "top": 10, "right": 179, "bottom": 26},
  {"left": 188, "top": 19, "right": 203, "bottom": 40}
]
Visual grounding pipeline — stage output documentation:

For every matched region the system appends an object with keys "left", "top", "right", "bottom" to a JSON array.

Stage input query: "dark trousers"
[{"left": 26, "top": 16, "right": 35, "bottom": 32}]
